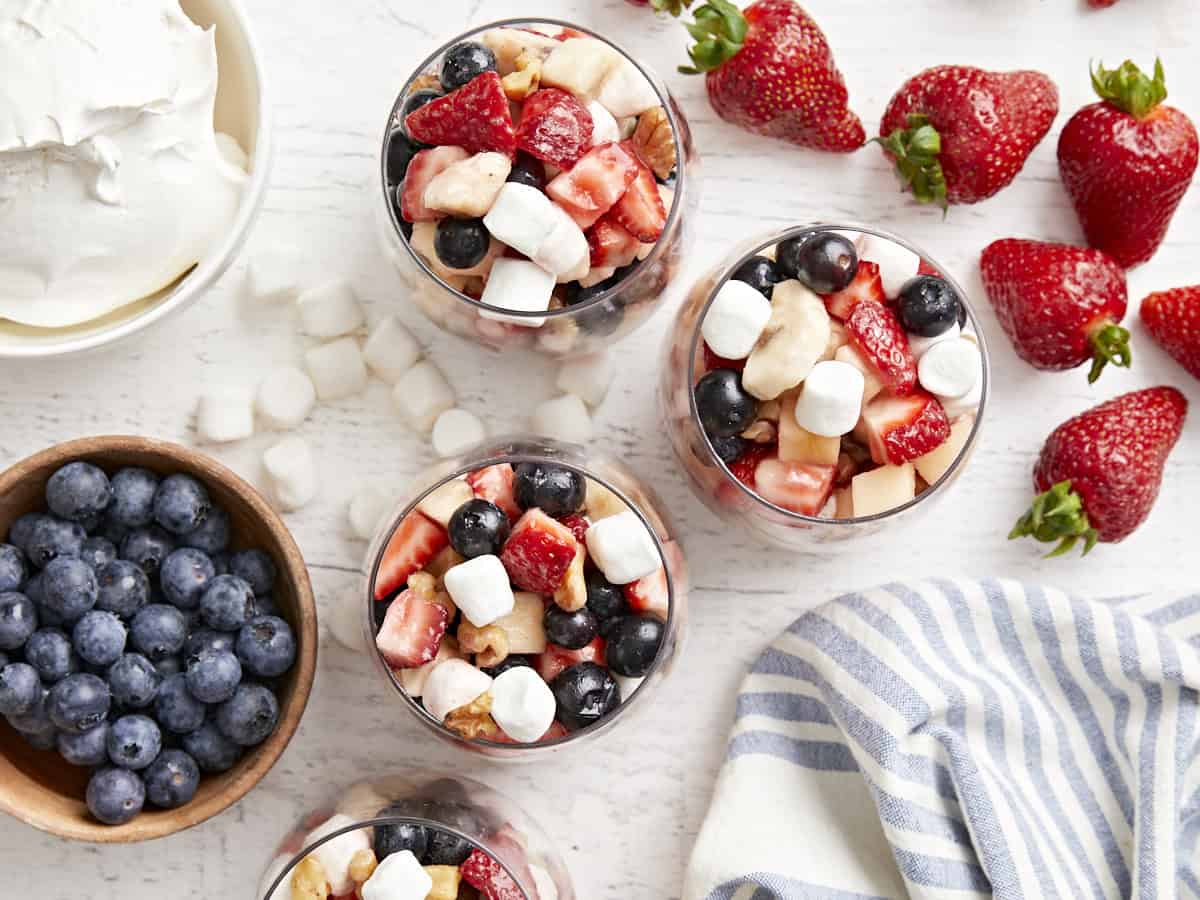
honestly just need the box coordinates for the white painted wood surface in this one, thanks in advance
[3,1,1198,896]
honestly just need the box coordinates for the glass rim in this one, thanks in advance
[379,17,689,322]
[364,436,679,751]
[685,222,991,527]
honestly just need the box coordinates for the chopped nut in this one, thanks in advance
[410,569,458,619]
[458,621,510,668]
[410,73,441,93]
[424,864,463,900]
[444,691,501,740]
[757,398,782,422]
[425,546,465,585]
[632,107,677,181]
[740,420,777,444]
[502,51,543,101]
[289,856,328,900]
[349,848,378,885]
[553,545,587,612]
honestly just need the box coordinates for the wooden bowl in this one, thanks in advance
[0,436,318,842]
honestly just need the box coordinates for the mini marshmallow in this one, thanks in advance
[483,182,559,259]
[327,583,367,652]
[556,351,614,407]
[361,850,433,900]
[490,665,557,743]
[587,100,621,146]
[443,554,516,627]
[793,360,865,437]
[363,315,422,383]
[393,361,455,432]
[531,394,593,444]
[918,338,982,399]
[479,258,556,326]
[256,366,316,430]
[297,280,365,339]
[422,658,494,722]
[908,322,961,359]
[304,813,371,896]
[940,376,983,420]
[585,510,661,585]
[246,251,300,304]
[348,488,394,541]
[860,234,921,298]
[196,389,254,443]
[399,636,462,697]
[701,280,773,361]
[305,337,369,400]
[533,205,589,279]
[431,409,487,459]
[596,57,661,118]
[263,436,318,512]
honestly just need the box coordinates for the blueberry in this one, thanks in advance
[185,649,242,703]
[709,434,747,465]
[153,475,211,536]
[6,684,52,733]
[605,614,665,677]
[695,369,759,438]
[129,604,187,661]
[897,275,962,338]
[507,152,546,190]
[447,500,510,559]
[0,651,8,669]
[159,548,216,611]
[179,506,230,556]
[564,279,623,337]
[0,591,37,650]
[80,536,117,572]
[106,653,162,708]
[779,231,858,293]
[549,661,621,731]
[47,672,110,734]
[481,654,533,678]
[45,462,111,523]
[210,552,231,576]
[120,526,175,576]
[544,606,599,650]
[252,593,281,618]
[183,630,236,667]
[155,673,206,734]
[96,509,131,546]
[144,749,200,809]
[424,805,483,865]
[181,720,241,773]
[72,610,127,667]
[0,663,41,716]
[154,656,183,678]
[0,544,27,592]
[731,255,781,299]
[513,463,585,517]
[108,467,160,528]
[400,88,443,131]
[439,41,496,92]
[25,628,79,682]
[41,557,98,623]
[373,814,430,862]
[96,560,151,619]
[235,616,296,678]
[57,722,110,766]
[13,514,85,568]
[199,575,255,632]
[385,129,421,185]
[227,550,276,596]
[434,218,491,271]
[86,767,145,825]
[21,724,59,750]
[107,714,162,770]
[215,682,278,746]
[585,570,629,626]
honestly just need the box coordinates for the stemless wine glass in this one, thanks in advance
[258,773,573,899]
[362,437,687,759]
[661,223,990,550]
[376,19,698,356]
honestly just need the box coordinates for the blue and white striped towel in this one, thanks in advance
[683,578,1200,899]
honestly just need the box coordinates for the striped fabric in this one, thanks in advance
[683,579,1200,900]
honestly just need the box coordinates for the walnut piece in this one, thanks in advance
[411,73,441,93]
[444,691,501,740]
[349,848,378,885]
[632,107,677,182]
[289,857,328,900]
[424,865,464,900]
[458,621,510,668]
[502,51,543,101]
[409,570,458,620]
[741,420,777,444]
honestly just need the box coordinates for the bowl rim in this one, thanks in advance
[0,435,318,843]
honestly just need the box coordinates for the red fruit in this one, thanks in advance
[753,458,837,515]
[587,214,642,269]
[1141,287,1200,380]
[1058,60,1199,268]
[547,142,640,229]
[877,66,1058,207]
[541,721,570,741]
[679,0,865,152]
[515,88,594,169]
[857,391,952,466]
[845,301,918,396]
[822,261,884,320]
[980,238,1130,382]
[1011,387,1187,554]
[374,588,450,669]
[917,259,943,278]
[727,442,774,487]
[625,568,668,619]
[400,146,470,222]
[404,71,517,157]
[460,850,524,900]
[373,511,449,601]
[500,509,579,593]
[534,637,606,682]
[1089,0,1119,5]
[702,342,745,374]
[612,149,667,242]
[467,464,522,522]
[559,514,590,543]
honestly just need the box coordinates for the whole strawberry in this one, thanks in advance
[980,238,1130,383]
[1058,59,1198,268]
[1010,387,1187,555]
[1141,287,1200,380]
[677,0,865,152]
[878,66,1058,207]
[1089,0,1119,6]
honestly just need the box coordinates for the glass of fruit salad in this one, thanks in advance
[258,774,573,899]
[377,20,697,356]
[361,437,686,758]
[661,224,989,549]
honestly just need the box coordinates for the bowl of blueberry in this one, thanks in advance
[0,436,317,841]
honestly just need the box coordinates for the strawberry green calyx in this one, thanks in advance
[876,114,948,210]
[1091,58,1168,120]
[652,0,694,14]
[1087,321,1133,383]
[1009,480,1100,558]
[678,0,748,75]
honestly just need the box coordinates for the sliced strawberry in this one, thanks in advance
[400,146,470,223]
[702,342,746,374]
[857,390,952,465]
[461,850,524,900]
[846,301,918,396]
[822,261,884,320]
[753,458,837,515]
[917,259,943,278]
[625,567,669,620]
[375,588,450,668]
[612,150,667,242]
[515,88,594,170]
[587,214,642,268]
[500,509,579,593]
[541,720,569,741]
[534,636,606,682]
[466,464,522,522]
[373,511,449,601]
[556,27,589,40]
[404,71,516,157]
[546,142,640,230]
[727,442,774,488]
[559,514,590,543]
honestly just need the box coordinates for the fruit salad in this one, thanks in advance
[364,444,684,753]
[662,225,987,547]
[379,21,695,356]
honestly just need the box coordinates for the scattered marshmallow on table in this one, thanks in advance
[490,665,556,743]
[361,849,432,900]
[585,510,661,585]
[908,322,961,359]
[246,251,300,304]
[304,813,371,896]
[297,280,365,339]
[793,360,865,437]
[393,360,455,433]
[196,389,254,443]
[443,554,516,627]
[483,182,559,259]
[363,315,422,384]
[479,258,556,326]
[701,279,773,360]
[531,394,593,444]
[262,436,318,512]
[256,366,316,430]
[587,100,621,146]
[305,337,368,401]
[422,658,494,723]
[431,409,486,459]
[348,488,394,541]
[918,339,982,399]
[556,351,613,407]
[327,582,367,652]
[859,234,920,298]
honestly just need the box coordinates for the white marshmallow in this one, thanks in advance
[196,389,254,443]
[246,251,300,304]
[363,316,422,383]
[399,636,462,697]
[483,182,559,259]
[908,322,960,359]
[531,394,593,444]
[256,366,316,430]
[556,352,614,407]
[422,658,494,722]
[490,665,557,743]
[596,57,661,118]
[585,510,661,585]
[919,339,982,399]
[297,280,365,339]
[393,361,456,433]
[361,850,433,900]
[859,234,921,298]
[263,436,318,512]
[479,258,556,326]
[701,279,773,361]
[939,374,983,420]
[305,337,369,401]
[530,865,561,900]
[348,488,393,541]
[327,582,367,652]
[443,555,515,627]
[793,360,865,437]
[587,100,621,146]
[431,409,487,458]
[304,814,371,896]
[533,205,589,279]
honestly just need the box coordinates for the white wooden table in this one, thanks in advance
[3,0,1198,896]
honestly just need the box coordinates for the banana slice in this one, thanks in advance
[741,279,831,401]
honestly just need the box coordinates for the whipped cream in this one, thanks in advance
[0,0,247,328]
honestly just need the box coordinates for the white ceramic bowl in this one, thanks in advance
[0,0,272,359]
